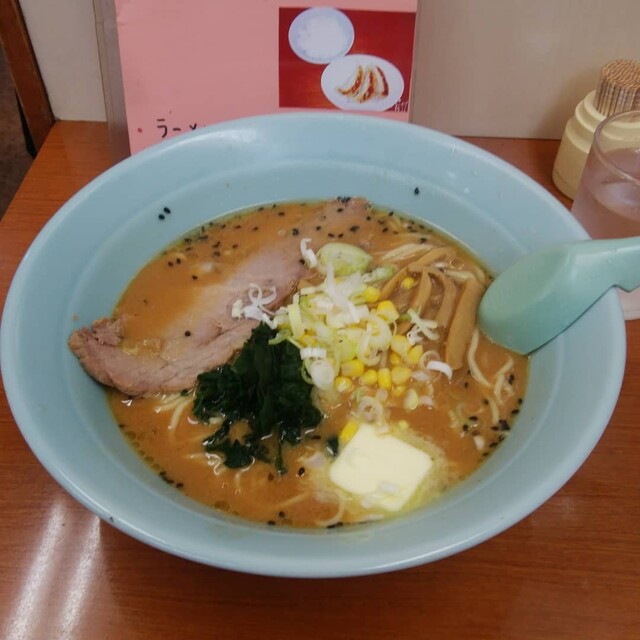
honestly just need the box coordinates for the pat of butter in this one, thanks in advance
[329,423,432,512]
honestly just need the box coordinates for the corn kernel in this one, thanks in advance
[390,334,411,358]
[359,369,378,386]
[392,384,406,397]
[377,367,392,389]
[404,388,420,411]
[376,300,399,323]
[401,276,417,290]
[340,419,360,444]
[340,359,365,378]
[389,352,402,366]
[407,344,424,365]
[363,286,381,303]
[391,366,412,385]
[334,376,354,393]
[298,334,316,347]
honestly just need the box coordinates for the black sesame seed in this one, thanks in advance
[366,215,372,221]
[176,258,181,264]
[158,214,165,220]
[277,211,285,216]
[350,225,359,232]
[338,233,344,238]
[184,331,191,337]
[159,471,174,485]
[167,261,174,267]
[278,511,286,518]
[292,228,299,236]
[192,275,198,280]
[414,187,420,195]
[163,206,171,214]
[315,225,322,231]
[337,207,344,213]
[232,243,238,249]
[328,233,335,238]
[297,467,306,477]
[175,482,184,489]
[267,520,276,526]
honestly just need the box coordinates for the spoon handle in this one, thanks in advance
[574,236,640,293]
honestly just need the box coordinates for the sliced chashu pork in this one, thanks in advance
[69,198,372,396]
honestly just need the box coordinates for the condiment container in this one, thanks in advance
[552,59,640,199]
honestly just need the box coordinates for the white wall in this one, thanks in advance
[20,0,105,121]
[412,0,640,138]
[19,0,640,136]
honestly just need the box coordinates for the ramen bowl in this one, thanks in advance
[0,114,626,577]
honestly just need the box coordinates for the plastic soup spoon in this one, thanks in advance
[478,236,640,354]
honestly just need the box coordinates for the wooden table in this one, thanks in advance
[1,122,638,640]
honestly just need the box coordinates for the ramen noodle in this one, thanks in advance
[78,198,528,528]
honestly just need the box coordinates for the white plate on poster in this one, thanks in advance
[321,54,405,112]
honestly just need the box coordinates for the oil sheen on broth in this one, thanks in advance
[109,199,528,528]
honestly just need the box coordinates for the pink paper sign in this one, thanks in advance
[115,0,416,153]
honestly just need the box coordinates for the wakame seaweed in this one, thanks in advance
[194,323,323,473]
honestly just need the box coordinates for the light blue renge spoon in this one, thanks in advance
[478,236,640,354]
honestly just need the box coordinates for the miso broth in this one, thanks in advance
[108,199,528,528]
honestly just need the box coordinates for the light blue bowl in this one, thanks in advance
[1,114,626,577]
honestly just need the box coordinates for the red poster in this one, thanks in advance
[280,7,415,113]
